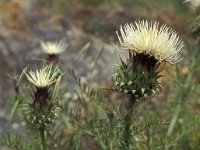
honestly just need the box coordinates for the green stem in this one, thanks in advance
[167,102,181,137]
[122,97,135,150]
[165,100,182,150]
[40,125,47,150]
[147,128,152,150]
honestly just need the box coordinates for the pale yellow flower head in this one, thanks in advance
[116,20,184,64]
[184,0,200,10]
[25,65,60,88]
[41,40,68,55]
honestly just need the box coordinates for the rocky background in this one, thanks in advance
[0,0,117,133]
[0,0,191,134]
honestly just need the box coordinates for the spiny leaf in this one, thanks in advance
[17,66,28,86]
[132,119,168,135]
[76,42,91,61]
[95,44,105,64]
[119,55,127,68]
[10,98,19,120]
[72,69,104,103]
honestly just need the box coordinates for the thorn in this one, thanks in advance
[120,82,125,87]
[141,88,145,94]
[144,94,147,98]
[128,81,133,85]
[119,55,126,68]
[132,89,136,94]
[124,90,129,93]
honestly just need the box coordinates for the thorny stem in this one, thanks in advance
[122,97,135,150]
[40,125,47,150]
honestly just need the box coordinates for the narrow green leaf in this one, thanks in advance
[76,42,91,60]
[95,44,105,64]
[11,98,19,120]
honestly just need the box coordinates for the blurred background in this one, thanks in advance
[0,0,194,138]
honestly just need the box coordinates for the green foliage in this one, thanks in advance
[0,133,31,150]
[72,69,104,104]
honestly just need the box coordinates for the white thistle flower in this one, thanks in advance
[184,0,200,10]
[41,40,68,55]
[116,20,184,64]
[25,65,60,88]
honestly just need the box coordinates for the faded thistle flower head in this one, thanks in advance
[184,0,200,11]
[23,65,62,127]
[41,40,68,64]
[113,20,184,101]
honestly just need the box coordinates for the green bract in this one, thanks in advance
[113,52,163,101]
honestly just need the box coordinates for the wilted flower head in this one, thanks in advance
[41,40,68,55]
[25,65,60,88]
[184,0,200,10]
[116,20,184,64]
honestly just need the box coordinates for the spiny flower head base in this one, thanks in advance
[113,52,162,101]
[24,101,60,128]
[116,20,183,64]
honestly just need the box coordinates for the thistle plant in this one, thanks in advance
[41,40,68,64]
[113,20,184,149]
[23,64,63,150]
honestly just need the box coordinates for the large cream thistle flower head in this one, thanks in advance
[41,40,68,55]
[25,65,60,88]
[184,0,200,10]
[116,20,184,64]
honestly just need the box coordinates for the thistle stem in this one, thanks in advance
[40,125,47,150]
[165,98,183,150]
[167,101,181,137]
[122,97,135,150]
